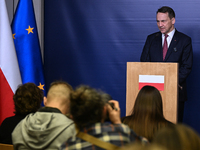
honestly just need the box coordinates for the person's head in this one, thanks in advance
[44,81,73,115]
[123,86,167,142]
[133,85,164,119]
[118,142,167,150]
[153,124,200,150]
[13,82,43,115]
[156,6,175,34]
[70,85,107,129]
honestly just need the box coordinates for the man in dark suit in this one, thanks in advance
[140,6,193,122]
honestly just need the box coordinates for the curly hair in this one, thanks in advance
[13,82,43,115]
[70,85,106,129]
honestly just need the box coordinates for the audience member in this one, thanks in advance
[122,85,174,142]
[118,142,167,150]
[12,81,76,150]
[0,83,43,144]
[153,124,200,150]
[61,85,142,150]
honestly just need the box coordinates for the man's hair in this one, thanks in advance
[47,81,73,104]
[157,6,175,19]
[70,85,106,129]
[13,83,43,115]
[49,81,73,91]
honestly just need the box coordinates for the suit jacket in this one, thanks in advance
[140,29,193,102]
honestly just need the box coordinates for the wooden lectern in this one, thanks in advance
[126,62,178,123]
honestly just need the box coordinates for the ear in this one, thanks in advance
[172,17,175,25]
[43,96,47,106]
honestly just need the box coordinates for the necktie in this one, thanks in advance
[163,34,168,60]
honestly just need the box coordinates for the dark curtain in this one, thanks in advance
[44,0,200,133]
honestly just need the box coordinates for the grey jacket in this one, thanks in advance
[12,107,75,150]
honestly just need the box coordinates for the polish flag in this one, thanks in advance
[139,75,164,91]
[0,0,22,124]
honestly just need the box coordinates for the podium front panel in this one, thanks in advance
[126,62,178,123]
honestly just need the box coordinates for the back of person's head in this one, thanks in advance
[118,142,167,150]
[123,86,169,142]
[70,85,106,129]
[157,6,175,19]
[153,124,200,150]
[133,85,164,119]
[45,81,73,114]
[13,82,43,115]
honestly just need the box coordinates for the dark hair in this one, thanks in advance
[70,85,105,129]
[123,86,173,142]
[157,6,175,19]
[13,82,43,115]
[153,124,200,150]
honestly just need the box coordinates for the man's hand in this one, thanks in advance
[106,100,121,124]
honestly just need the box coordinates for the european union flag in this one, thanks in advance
[12,0,46,95]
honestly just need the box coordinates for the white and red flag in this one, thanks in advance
[0,0,22,124]
[139,75,164,91]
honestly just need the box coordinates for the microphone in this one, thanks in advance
[144,33,160,62]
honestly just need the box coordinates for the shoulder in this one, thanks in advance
[15,112,74,130]
[0,115,25,129]
[147,31,161,39]
[165,120,175,127]
[121,115,132,123]
[144,32,161,44]
[35,111,74,124]
[99,122,140,142]
[109,122,135,135]
[158,119,175,129]
[174,30,191,40]
[87,122,132,134]
[121,115,132,120]
[0,115,22,123]
[0,116,14,125]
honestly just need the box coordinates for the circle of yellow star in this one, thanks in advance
[26,25,34,34]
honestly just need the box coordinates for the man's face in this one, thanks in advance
[156,12,175,34]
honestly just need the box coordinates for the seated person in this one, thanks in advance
[12,81,76,150]
[0,83,43,144]
[153,124,200,150]
[61,85,143,150]
[117,142,167,150]
[122,85,174,142]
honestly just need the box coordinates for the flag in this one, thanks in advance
[139,75,165,91]
[0,0,22,124]
[12,0,46,95]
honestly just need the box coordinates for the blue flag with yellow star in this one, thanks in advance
[12,0,46,96]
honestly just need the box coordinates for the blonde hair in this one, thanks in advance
[47,81,73,105]
[153,124,200,150]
